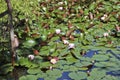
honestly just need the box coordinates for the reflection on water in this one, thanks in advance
[57,72,71,80]
[107,70,120,76]
[84,50,98,58]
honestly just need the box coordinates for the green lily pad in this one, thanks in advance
[46,69,62,76]
[40,62,52,68]
[23,39,36,48]
[27,68,41,74]
[19,57,38,68]
[19,75,38,80]
[87,68,106,80]
[69,71,87,80]
[102,75,119,80]
[92,54,109,61]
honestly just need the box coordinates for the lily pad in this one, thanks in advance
[92,54,109,61]
[23,39,36,48]
[27,68,41,74]
[87,68,106,80]
[69,71,87,80]
[19,75,38,80]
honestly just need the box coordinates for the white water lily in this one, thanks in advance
[55,29,61,34]
[68,43,75,49]
[28,55,35,60]
[101,14,108,21]
[58,2,63,5]
[103,32,109,37]
[63,40,69,44]
[58,7,63,10]
[50,58,57,64]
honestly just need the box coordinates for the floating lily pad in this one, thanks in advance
[69,71,87,80]
[87,68,106,80]
[75,61,92,68]
[92,54,109,61]
[19,57,38,68]
[43,69,62,80]
[19,75,38,80]
[23,39,36,48]
[102,75,119,80]
[27,68,41,74]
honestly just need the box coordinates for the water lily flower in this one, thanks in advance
[55,29,61,34]
[68,43,75,49]
[28,55,35,60]
[63,40,69,44]
[50,58,57,64]
[58,7,63,10]
[103,32,109,37]
[101,16,105,21]
[58,2,63,5]
[49,66,53,70]
[101,14,108,21]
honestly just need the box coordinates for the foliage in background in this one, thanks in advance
[0,0,120,80]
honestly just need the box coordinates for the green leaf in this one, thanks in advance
[19,75,38,80]
[23,39,36,48]
[19,57,38,68]
[87,68,106,80]
[19,76,26,80]
[0,63,13,74]
[92,54,109,61]
[102,75,119,80]
[69,71,87,80]
[46,69,62,76]
[40,62,52,68]
[27,68,41,74]
[66,55,78,63]
[89,2,96,11]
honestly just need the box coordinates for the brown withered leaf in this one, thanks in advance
[79,9,84,15]
[42,23,50,29]
[47,33,55,39]
[31,33,40,38]
[66,29,74,37]
[68,21,73,29]
[39,41,48,46]
[69,35,74,41]
[24,26,30,33]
